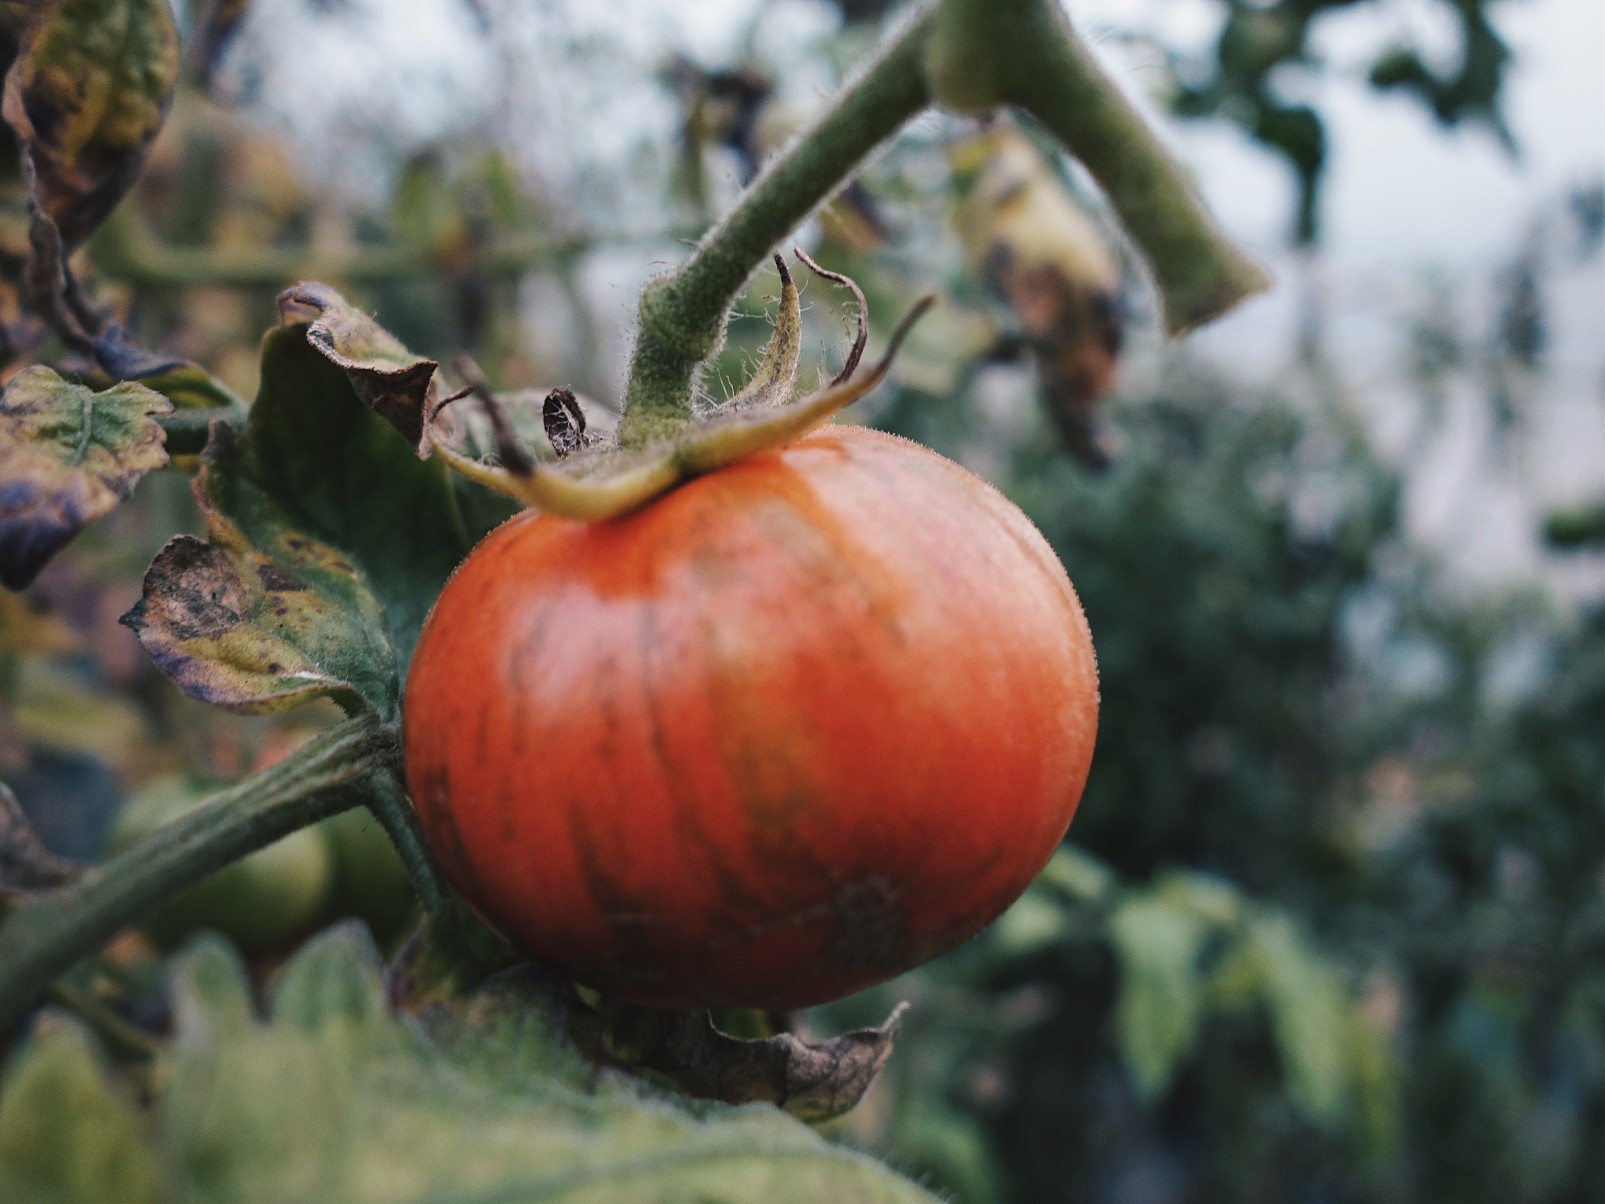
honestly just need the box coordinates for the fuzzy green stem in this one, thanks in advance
[618,15,932,445]
[0,717,386,1024]
[364,766,448,921]
[986,0,1270,332]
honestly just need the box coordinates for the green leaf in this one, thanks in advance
[1244,913,1352,1128]
[155,928,937,1204]
[1110,892,1210,1098]
[0,1019,168,1204]
[0,0,180,251]
[124,295,479,719]
[1034,844,1117,905]
[0,365,171,589]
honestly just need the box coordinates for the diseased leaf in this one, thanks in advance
[0,781,83,899]
[90,329,247,411]
[951,122,1123,469]
[122,448,394,715]
[221,319,474,671]
[0,1018,168,1204]
[0,365,171,590]
[0,0,180,251]
[279,281,441,456]
[1110,893,1209,1098]
[587,997,908,1124]
[124,303,479,718]
[153,929,937,1204]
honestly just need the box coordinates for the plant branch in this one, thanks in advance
[87,206,596,291]
[364,764,449,922]
[935,0,1270,332]
[0,716,388,1025]
[618,14,932,443]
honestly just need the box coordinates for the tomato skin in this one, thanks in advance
[403,426,1097,1009]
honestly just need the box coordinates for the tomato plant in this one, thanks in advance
[0,0,1278,1190]
[404,425,1098,1008]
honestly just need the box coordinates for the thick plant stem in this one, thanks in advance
[618,15,932,444]
[0,717,386,1025]
[989,1,1270,332]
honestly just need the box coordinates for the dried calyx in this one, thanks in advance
[431,252,932,522]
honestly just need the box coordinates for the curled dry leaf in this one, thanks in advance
[586,997,910,1123]
[121,426,394,717]
[0,781,84,900]
[951,121,1124,469]
[278,282,441,456]
[1,0,181,251]
[0,365,171,590]
[1,0,180,346]
[273,264,926,522]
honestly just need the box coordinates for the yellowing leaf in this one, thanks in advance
[1,0,180,250]
[0,366,171,589]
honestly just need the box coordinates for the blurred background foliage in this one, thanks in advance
[1,0,1602,1201]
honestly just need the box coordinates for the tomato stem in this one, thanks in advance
[0,717,386,1025]
[618,15,932,445]
[364,766,449,923]
[989,0,1272,333]
[618,0,1269,438]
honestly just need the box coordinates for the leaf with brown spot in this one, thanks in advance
[122,441,395,716]
[0,364,171,590]
[1,0,180,252]
[123,311,477,720]
[585,996,909,1123]
[0,779,83,900]
[278,281,441,456]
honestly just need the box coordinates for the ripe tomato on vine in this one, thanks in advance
[403,424,1098,1009]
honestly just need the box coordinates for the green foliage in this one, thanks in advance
[861,339,1602,1200]
[1161,0,1514,243]
[0,1020,167,1204]
[0,926,939,1204]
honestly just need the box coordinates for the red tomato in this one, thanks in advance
[403,426,1097,1009]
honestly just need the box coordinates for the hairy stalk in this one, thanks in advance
[619,0,1269,436]
[618,15,932,444]
[0,717,387,1024]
